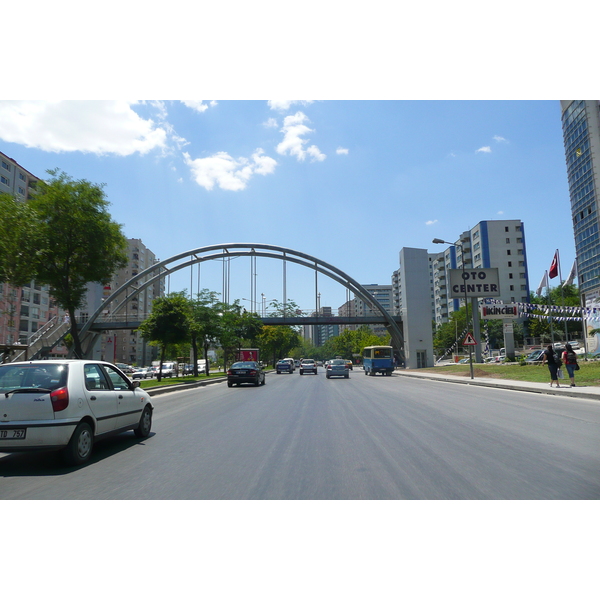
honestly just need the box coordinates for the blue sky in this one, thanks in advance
[0,100,576,312]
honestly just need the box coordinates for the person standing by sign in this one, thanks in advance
[541,344,561,388]
[561,343,579,387]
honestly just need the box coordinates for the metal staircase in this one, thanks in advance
[10,317,71,362]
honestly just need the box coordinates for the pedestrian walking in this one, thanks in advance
[541,344,562,387]
[562,343,579,387]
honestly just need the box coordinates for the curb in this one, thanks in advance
[145,376,227,396]
[395,371,600,401]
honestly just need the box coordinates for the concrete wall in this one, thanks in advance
[399,248,434,368]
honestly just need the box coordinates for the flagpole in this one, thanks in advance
[547,270,554,346]
[556,249,569,341]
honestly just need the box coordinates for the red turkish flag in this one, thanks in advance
[549,251,559,279]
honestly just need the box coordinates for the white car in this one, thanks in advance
[0,359,153,465]
[131,367,151,379]
[299,359,318,375]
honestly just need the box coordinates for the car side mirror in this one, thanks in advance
[132,380,140,389]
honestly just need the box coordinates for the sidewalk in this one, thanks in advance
[396,369,600,401]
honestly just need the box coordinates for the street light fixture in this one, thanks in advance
[433,238,474,379]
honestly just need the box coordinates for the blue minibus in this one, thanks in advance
[362,345,395,376]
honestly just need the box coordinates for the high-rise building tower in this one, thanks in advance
[560,101,600,302]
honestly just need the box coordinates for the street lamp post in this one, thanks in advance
[433,238,474,380]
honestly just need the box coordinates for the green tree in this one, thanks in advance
[189,289,222,377]
[526,285,582,343]
[322,326,387,360]
[28,169,128,358]
[258,325,301,367]
[138,292,192,381]
[0,193,39,348]
[216,300,263,370]
[0,192,39,287]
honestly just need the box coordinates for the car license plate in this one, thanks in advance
[236,370,247,375]
[0,428,27,440]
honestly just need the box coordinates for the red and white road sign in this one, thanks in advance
[463,333,478,346]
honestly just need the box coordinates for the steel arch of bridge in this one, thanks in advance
[79,243,405,360]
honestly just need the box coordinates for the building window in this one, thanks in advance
[505,227,509,232]
[1,175,10,186]
[510,285,514,291]
[506,238,510,243]
[19,172,26,181]
[508,261,512,267]
[507,250,511,255]
[509,273,513,279]
[1,160,10,171]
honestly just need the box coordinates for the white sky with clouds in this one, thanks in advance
[2,2,596,594]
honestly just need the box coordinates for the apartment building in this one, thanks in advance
[77,239,163,365]
[353,284,393,338]
[303,306,339,346]
[392,250,436,320]
[560,101,600,302]
[432,220,529,327]
[0,152,67,356]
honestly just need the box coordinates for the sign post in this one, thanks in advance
[449,268,500,369]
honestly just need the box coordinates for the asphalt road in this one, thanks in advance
[1,369,599,499]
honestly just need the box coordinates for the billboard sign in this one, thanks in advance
[480,304,519,319]
[448,268,501,298]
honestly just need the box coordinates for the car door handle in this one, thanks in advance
[90,396,97,400]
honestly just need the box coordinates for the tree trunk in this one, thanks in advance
[191,335,199,377]
[69,307,83,358]
[157,346,166,382]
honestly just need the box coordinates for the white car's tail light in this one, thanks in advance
[50,387,69,412]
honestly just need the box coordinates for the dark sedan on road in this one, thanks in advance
[227,361,265,387]
[276,359,294,374]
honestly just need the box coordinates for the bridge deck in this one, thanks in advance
[86,315,403,331]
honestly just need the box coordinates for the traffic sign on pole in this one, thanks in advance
[463,332,478,346]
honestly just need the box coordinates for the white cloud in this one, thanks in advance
[183,148,277,191]
[497,211,504,215]
[276,111,325,162]
[336,147,349,155]
[493,135,508,143]
[268,100,313,111]
[263,118,278,128]
[0,100,168,155]
[180,100,216,113]
[307,145,326,162]
[476,146,492,153]
[426,220,438,226]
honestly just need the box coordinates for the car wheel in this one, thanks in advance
[300,371,304,375]
[134,405,152,438]
[345,374,349,378]
[261,376,266,385]
[227,381,233,387]
[254,378,260,387]
[62,421,94,466]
